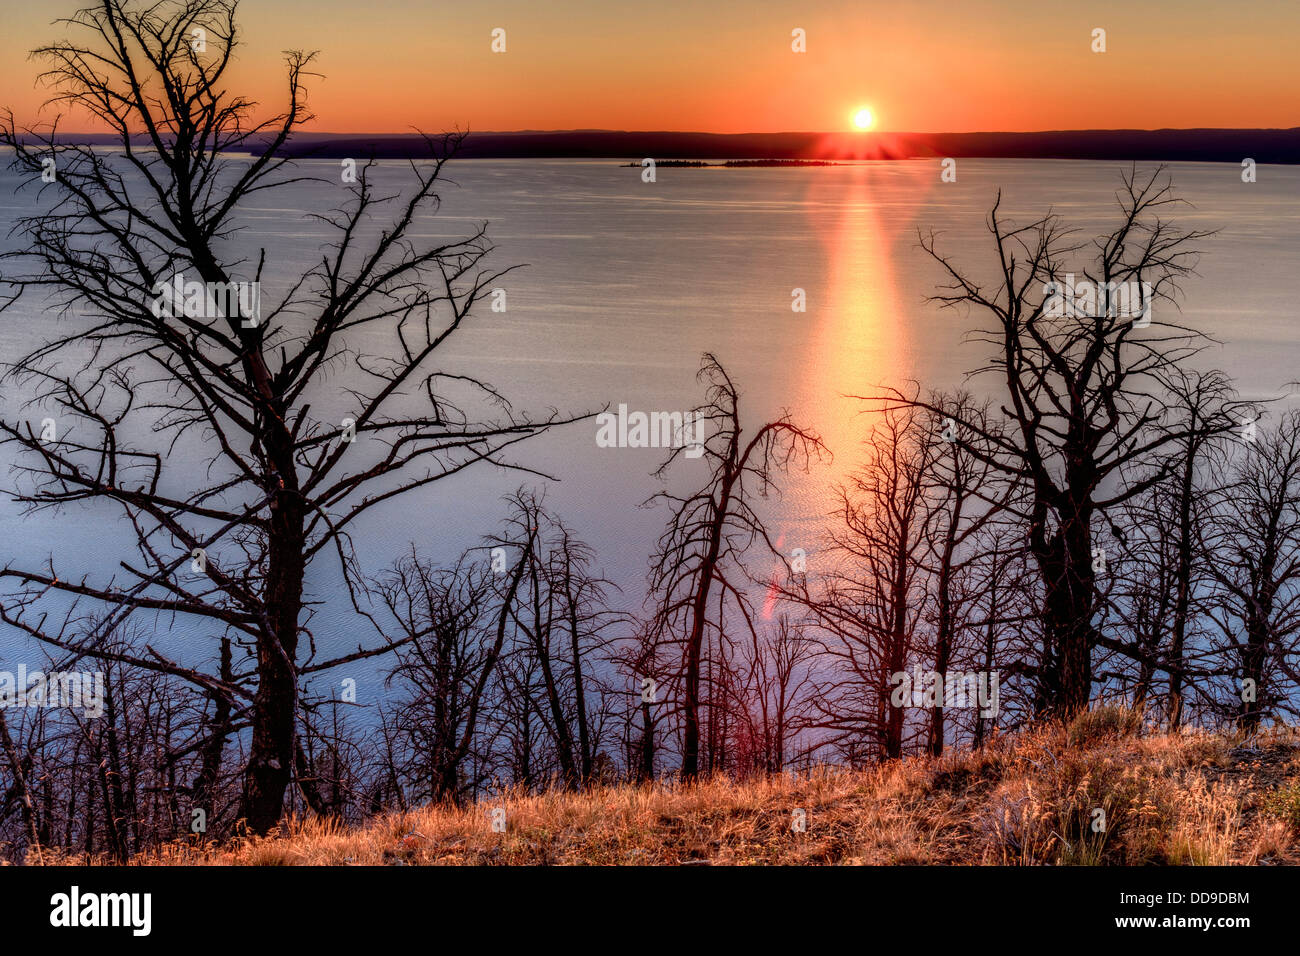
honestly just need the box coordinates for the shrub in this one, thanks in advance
[1264,780,1300,831]
[1066,704,1145,748]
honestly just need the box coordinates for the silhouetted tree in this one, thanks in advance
[1203,411,1300,731]
[644,353,825,779]
[885,168,1229,716]
[0,0,580,832]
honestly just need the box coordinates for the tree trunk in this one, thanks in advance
[0,710,41,856]
[1034,500,1096,717]
[192,637,233,817]
[884,530,911,759]
[239,471,305,833]
[682,482,731,779]
[639,698,655,782]
[564,553,593,783]
[100,674,131,861]
[1238,594,1272,732]
[928,525,958,756]
[1168,450,1197,729]
[531,563,577,786]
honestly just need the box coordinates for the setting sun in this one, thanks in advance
[853,107,875,130]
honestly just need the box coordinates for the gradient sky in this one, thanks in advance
[2,0,1298,133]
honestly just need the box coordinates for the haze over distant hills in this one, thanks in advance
[20,128,1300,163]
[296,128,1300,163]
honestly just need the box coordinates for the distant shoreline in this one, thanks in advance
[10,128,1300,163]
[618,159,841,168]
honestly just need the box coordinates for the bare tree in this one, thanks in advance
[1108,369,1245,725]
[0,626,242,860]
[486,490,623,789]
[1202,411,1300,731]
[882,168,1230,716]
[966,534,1037,749]
[0,709,42,856]
[617,622,669,782]
[644,353,826,779]
[381,547,520,805]
[793,401,934,760]
[920,392,1010,755]
[731,614,817,775]
[546,511,624,784]
[0,0,583,832]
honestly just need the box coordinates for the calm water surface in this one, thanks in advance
[2,157,1297,700]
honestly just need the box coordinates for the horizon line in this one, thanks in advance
[23,126,1300,137]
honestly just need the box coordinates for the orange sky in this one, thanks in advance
[2,0,1297,134]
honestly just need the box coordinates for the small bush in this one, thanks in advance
[1067,705,1145,748]
[980,783,1058,864]
[1264,780,1300,831]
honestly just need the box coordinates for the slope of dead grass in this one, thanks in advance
[27,712,1300,866]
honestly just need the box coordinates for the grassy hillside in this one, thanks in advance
[29,709,1300,866]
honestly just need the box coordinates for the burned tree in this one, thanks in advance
[644,353,825,779]
[886,168,1231,717]
[793,401,935,760]
[0,0,579,832]
[1109,369,1245,725]
[731,614,817,775]
[379,534,530,805]
[1203,411,1300,731]
[919,393,1010,755]
[488,490,623,790]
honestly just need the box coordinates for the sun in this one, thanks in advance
[852,107,875,130]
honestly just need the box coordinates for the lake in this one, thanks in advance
[2,156,1298,703]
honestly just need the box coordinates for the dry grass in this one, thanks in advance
[27,710,1300,866]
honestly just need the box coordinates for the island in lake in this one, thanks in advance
[620,159,841,168]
